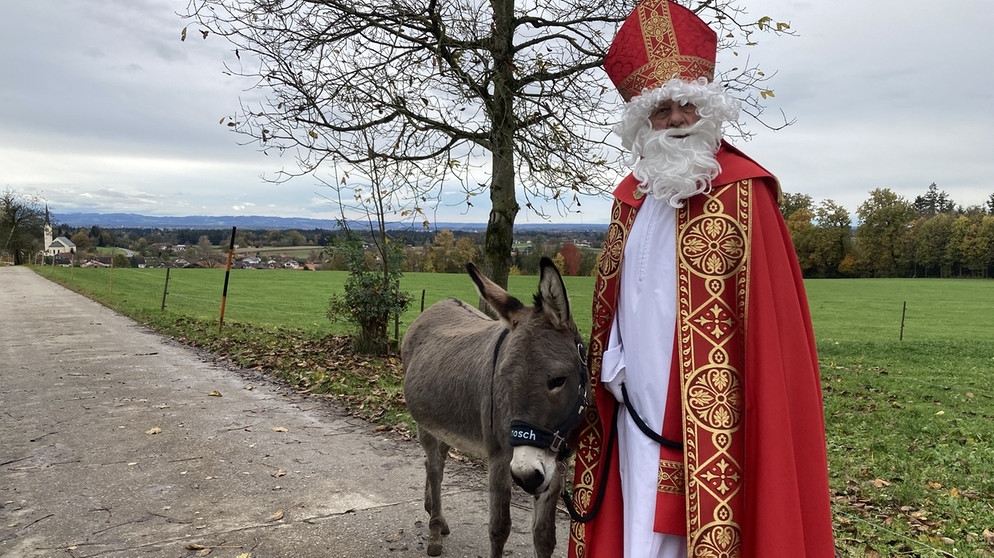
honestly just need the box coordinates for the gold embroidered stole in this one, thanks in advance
[677,179,750,554]
[569,179,752,557]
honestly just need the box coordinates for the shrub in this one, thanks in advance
[327,229,410,355]
[112,253,131,268]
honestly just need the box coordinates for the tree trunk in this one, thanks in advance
[484,155,517,290]
[481,0,518,290]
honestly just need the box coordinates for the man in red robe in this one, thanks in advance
[567,1,836,557]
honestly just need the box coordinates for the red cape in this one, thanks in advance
[568,143,835,557]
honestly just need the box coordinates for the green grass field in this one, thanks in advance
[34,266,595,338]
[34,266,994,556]
[804,279,994,556]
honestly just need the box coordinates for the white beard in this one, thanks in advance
[629,118,723,207]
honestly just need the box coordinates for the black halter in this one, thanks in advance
[488,330,608,523]
[489,328,512,437]
[508,384,587,458]
[496,334,589,459]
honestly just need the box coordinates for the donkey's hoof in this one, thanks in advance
[440,518,450,536]
[427,539,443,556]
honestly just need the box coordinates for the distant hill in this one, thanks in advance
[54,212,336,230]
[53,212,608,233]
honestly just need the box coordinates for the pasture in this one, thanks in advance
[34,266,994,557]
[34,266,594,338]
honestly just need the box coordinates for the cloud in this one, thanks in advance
[1,0,991,224]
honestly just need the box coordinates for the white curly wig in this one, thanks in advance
[615,77,740,152]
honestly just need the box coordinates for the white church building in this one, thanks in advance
[43,208,75,257]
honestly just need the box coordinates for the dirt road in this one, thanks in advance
[0,266,567,558]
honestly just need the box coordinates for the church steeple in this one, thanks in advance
[43,205,53,256]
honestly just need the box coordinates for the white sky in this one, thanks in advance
[2,0,991,225]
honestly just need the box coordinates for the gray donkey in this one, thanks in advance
[402,257,589,558]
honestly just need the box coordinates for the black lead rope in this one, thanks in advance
[561,383,685,523]
[620,382,684,450]
[561,399,619,523]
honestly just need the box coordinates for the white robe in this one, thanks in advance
[600,195,688,558]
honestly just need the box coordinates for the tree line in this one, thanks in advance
[784,184,994,278]
[331,182,994,280]
[5,185,994,279]
[387,229,601,277]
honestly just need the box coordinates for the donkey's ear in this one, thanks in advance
[536,257,572,330]
[467,262,526,328]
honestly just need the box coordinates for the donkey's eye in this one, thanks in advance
[547,376,568,390]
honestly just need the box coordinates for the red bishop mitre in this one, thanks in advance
[605,0,717,101]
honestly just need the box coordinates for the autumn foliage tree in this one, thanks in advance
[854,189,918,277]
[559,242,582,276]
[427,230,481,273]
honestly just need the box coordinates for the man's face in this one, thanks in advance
[628,96,721,206]
[649,99,701,131]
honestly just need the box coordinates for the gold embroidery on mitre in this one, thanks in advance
[640,2,679,65]
[641,5,676,48]
[658,459,686,495]
[615,1,715,98]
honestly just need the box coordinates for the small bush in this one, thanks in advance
[327,229,410,355]
[112,253,131,268]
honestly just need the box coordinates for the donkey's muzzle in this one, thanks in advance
[512,468,547,494]
[510,445,557,495]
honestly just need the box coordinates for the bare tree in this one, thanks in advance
[324,130,414,353]
[183,0,792,287]
[0,189,47,266]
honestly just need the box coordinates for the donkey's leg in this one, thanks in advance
[487,454,513,558]
[418,428,451,556]
[531,463,563,558]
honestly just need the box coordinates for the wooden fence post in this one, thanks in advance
[218,226,237,334]
[900,301,907,341]
[161,267,171,311]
